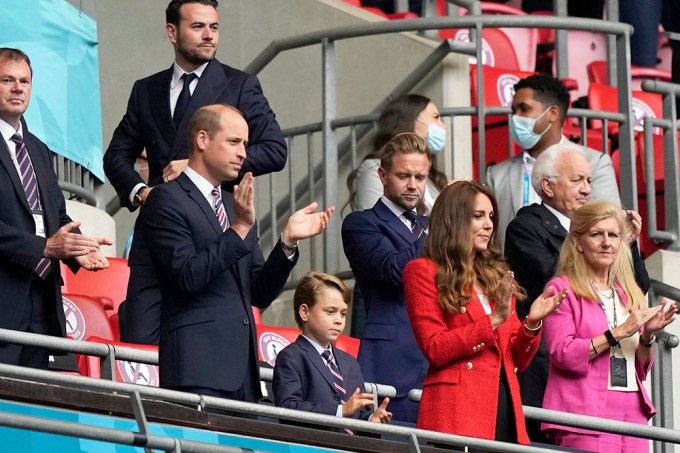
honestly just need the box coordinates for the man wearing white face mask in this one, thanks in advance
[486,74,621,251]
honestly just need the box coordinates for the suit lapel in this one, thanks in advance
[149,66,175,156]
[373,199,416,244]
[168,59,234,162]
[298,337,341,395]
[509,155,524,215]
[178,173,223,236]
[0,136,30,214]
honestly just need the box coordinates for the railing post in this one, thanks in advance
[615,28,637,211]
[662,92,680,251]
[322,38,339,274]
[100,344,116,381]
[553,0,568,80]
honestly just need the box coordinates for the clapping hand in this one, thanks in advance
[490,271,515,329]
[369,398,392,424]
[624,210,642,244]
[642,300,678,334]
[281,202,335,244]
[527,285,569,325]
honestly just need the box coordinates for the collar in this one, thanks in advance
[543,202,571,231]
[380,196,417,221]
[171,61,209,88]
[522,151,537,166]
[0,118,22,142]
[301,335,335,359]
[184,165,216,199]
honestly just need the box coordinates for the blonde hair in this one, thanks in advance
[556,200,645,310]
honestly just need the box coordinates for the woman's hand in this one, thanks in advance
[613,305,664,340]
[642,300,677,335]
[527,285,568,326]
[490,271,514,329]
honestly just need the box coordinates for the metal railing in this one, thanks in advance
[640,80,680,252]
[248,13,636,276]
[1,321,679,451]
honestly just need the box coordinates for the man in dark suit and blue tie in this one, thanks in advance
[341,132,431,423]
[104,0,287,345]
[0,48,111,368]
[142,104,332,402]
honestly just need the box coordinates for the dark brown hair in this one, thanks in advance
[424,181,525,312]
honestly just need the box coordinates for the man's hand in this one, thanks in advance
[342,388,375,418]
[44,222,112,260]
[75,249,110,271]
[162,159,188,183]
[281,202,335,244]
[369,398,392,424]
[231,172,256,239]
[624,209,642,244]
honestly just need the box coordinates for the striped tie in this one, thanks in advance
[321,349,353,435]
[10,134,51,279]
[403,210,424,239]
[211,188,228,231]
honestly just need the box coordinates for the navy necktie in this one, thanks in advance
[10,134,51,279]
[173,72,197,129]
[403,210,424,239]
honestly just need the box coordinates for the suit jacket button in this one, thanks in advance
[480,342,485,347]
[465,362,473,370]
[473,346,477,351]
[514,367,518,373]
[525,346,531,352]
[243,319,249,325]
[334,395,340,401]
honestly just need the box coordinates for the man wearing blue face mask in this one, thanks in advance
[486,74,621,251]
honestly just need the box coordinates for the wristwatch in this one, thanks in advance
[133,186,148,207]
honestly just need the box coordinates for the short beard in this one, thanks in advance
[176,40,216,66]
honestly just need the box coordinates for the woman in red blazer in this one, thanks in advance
[404,181,566,445]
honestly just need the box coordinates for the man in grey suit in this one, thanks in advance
[486,74,621,251]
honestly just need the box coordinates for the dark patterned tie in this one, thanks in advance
[10,134,51,279]
[173,72,197,129]
[321,349,353,435]
[211,188,228,231]
[403,210,424,239]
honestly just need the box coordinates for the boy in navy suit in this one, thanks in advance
[273,272,391,427]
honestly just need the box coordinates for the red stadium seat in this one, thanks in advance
[553,31,607,102]
[469,64,536,177]
[256,325,300,367]
[60,257,130,314]
[587,60,671,91]
[62,294,116,342]
[448,28,521,70]
[334,335,360,359]
[84,336,160,387]
[457,2,538,72]
[587,82,663,135]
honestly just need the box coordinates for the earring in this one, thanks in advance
[578,248,584,253]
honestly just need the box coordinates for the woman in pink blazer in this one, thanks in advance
[542,200,676,452]
[404,181,565,446]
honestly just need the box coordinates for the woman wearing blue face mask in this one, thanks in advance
[344,94,449,216]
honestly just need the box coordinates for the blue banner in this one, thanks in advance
[0,0,104,181]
